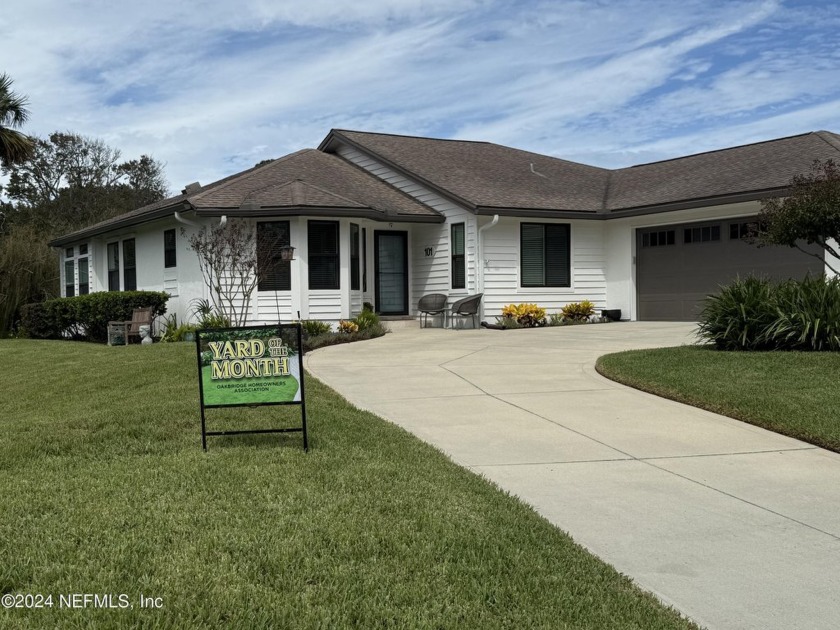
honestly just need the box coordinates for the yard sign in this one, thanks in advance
[195,323,308,451]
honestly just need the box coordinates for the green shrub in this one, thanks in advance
[353,309,380,331]
[698,275,840,351]
[501,303,546,327]
[560,300,596,322]
[766,275,840,351]
[190,298,230,329]
[20,291,169,342]
[301,319,332,336]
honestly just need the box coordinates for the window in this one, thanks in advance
[164,229,177,268]
[64,260,75,297]
[350,223,360,291]
[520,223,570,288]
[79,244,88,255]
[107,242,120,291]
[641,230,676,248]
[729,222,756,240]
[78,257,89,295]
[257,221,291,291]
[451,223,465,289]
[362,227,367,292]
[123,238,137,291]
[308,221,339,290]
[683,225,720,244]
[65,247,74,259]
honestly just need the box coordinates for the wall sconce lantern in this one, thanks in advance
[280,245,296,262]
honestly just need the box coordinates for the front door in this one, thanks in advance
[374,231,408,315]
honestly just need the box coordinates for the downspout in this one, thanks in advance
[476,214,500,323]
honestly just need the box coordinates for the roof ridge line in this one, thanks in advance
[624,130,820,169]
[190,149,313,202]
[813,130,840,153]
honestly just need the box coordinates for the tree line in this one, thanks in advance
[0,73,168,335]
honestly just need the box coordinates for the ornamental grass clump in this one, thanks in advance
[501,303,546,327]
[698,275,840,351]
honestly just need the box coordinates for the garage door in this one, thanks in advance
[637,218,824,321]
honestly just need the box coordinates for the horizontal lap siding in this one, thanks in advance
[336,145,476,312]
[256,293,293,322]
[483,219,606,319]
[308,292,342,321]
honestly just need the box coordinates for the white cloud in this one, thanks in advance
[1,0,839,191]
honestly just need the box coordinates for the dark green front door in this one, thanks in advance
[374,231,408,315]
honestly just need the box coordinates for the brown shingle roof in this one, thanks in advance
[190,149,438,220]
[50,148,442,245]
[607,131,840,211]
[324,129,840,214]
[323,129,610,212]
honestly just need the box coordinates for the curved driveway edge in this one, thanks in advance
[305,322,840,630]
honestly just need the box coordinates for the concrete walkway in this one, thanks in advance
[305,322,840,630]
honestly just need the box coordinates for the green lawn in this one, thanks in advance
[597,345,840,452]
[0,340,697,629]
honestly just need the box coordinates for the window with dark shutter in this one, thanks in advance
[308,221,339,290]
[78,257,89,295]
[451,223,465,289]
[257,221,291,291]
[521,223,570,287]
[164,229,177,268]
[64,260,75,297]
[123,239,137,291]
[350,223,360,291]
[107,242,120,291]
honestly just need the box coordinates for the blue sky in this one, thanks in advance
[2,0,839,194]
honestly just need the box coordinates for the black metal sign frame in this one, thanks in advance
[195,323,308,451]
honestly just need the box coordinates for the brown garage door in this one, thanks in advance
[637,218,824,321]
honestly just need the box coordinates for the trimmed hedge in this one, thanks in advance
[20,291,169,343]
[698,275,840,351]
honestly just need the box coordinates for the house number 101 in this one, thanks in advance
[424,247,434,257]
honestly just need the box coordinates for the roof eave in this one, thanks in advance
[48,203,187,247]
[607,187,788,217]
[194,205,444,223]
[474,206,602,220]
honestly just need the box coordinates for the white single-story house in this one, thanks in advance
[50,129,840,326]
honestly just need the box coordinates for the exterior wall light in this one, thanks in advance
[280,245,296,261]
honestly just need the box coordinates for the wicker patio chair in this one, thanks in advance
[417,293,448,328]
[449,293,483,329]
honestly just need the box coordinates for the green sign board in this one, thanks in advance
[195,324,308,450]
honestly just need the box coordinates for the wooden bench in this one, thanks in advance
[108,307,155,345]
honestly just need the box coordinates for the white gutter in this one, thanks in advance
[174,211,227,228]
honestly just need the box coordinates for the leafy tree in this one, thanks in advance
[0,73,34,166]
[758,159,840,275]
[185,220,284,327]
[1,132,168,235]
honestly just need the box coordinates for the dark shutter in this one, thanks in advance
[521,224,545,287]
[350,223,360,290]
[107,242,120,291]
[544,224,570,287]
[451,223,465,289]
[123,239,137,291]
[308,221,339,290]
[257,222,291,291]
[164,229,177,268]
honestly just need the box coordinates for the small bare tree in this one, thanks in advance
[185,219,282,327]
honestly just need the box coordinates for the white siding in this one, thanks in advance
[257,292,293,321]
[308,292,342,321]
[336,144,476,314]
[482,217,606,320]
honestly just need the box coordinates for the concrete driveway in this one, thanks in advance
[305,322,840,630]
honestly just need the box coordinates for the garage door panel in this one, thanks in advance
[637,218,824,321]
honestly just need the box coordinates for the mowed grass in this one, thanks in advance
[0,340,698,629]
[597,345,840,452]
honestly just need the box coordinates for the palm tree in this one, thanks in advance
[0,73,34,166]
